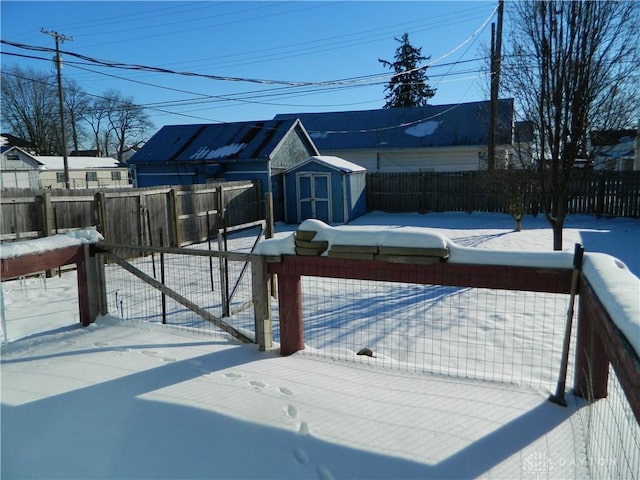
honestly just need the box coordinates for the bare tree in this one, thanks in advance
[105,93,153,162]
[502,1,640,250]
[83,89,152,161]
[63,78,91,154]
[84,90,117,157]
[484,121,539,232]
[1,65,59,154]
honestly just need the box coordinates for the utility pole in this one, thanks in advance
[42,29,73,189]
[487,0,504,171]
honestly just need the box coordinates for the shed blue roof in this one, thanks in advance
[274,99,514,150]
[131,118,309,164]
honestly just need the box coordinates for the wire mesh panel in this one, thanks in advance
[290,274,573,392]
[579,367,640,479]
[102,229,258,338]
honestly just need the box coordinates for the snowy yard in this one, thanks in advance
[1,212,639,479]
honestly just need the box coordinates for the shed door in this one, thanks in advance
[296,173,331,223]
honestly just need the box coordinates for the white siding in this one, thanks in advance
[40,168,131,189]
[318,146,483,173]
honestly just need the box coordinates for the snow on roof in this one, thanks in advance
[254,219,640,357]
[130,118,318,164]
[288,155,366,173]
[0,230,104,259]
[274,99,514,150]
[35,156,121,170]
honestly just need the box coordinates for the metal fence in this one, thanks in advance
[99,227,262,340]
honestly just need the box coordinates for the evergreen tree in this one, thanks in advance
[378,33,436,108]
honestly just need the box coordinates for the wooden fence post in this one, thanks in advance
[138,192,146,245]
[264,192,276,298]
[166,188,180,247]
[76,244,93,326]
[95,192,107,239]
[41,191,54,237]
[265,192,274,240]
[252,255,272,351]
[41,191,56,277]
[277,272,304,356]
[254,180,263,220]
[595,175,605,218]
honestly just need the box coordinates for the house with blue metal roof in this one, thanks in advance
[274,99,524,172]
[129,118,319,219]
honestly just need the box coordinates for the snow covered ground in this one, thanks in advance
[1,212,638,479]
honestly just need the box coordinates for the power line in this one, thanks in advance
[1,7,494,90]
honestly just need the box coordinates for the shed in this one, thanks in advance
[283,155,366,224]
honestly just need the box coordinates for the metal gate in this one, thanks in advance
[99,221,266,342]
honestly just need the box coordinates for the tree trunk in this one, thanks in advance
[552,218,564,251]
[513,216,523,232]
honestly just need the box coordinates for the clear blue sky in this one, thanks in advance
[1,1,499,130]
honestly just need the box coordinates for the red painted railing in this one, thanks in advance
[1,244,99,327]
[267,255,640,424]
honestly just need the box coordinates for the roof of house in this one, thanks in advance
[287,155,366,174]
[35,156,121,170]
[130,118,316,164]
[1,133,36,153]
[274,99,514,151]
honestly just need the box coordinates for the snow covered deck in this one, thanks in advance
[1,318,589,479]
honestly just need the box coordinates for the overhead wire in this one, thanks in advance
[1,3,498,128]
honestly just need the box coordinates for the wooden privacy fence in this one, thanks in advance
[1,181,262,246]
[367,170,640,217]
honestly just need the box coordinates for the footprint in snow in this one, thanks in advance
[292,447,309,464]
[317,466,335,480]
[285,405,297,418]
[142,350,157,357]
[224,372,241,379]
[298,421,310,436]
[94,341,109,347]
[279,387,293,396]
[188,360,210,375]
[249,380,266,390]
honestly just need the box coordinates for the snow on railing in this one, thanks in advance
[1,230,104,343]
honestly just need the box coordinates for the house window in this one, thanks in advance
[7,153,19,162]
[86,171,98,182]
[111,171,121,181]
[56,172,66,183]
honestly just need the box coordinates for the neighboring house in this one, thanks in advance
[0,133,36,153]
[1,146,42,189]
[129,118,319,220]
[120,144,142,164]
[274,99,518,172]
[283,155,366,224]
[36,155,130,189]
[591,128,639,171]
[1,146,129,189]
